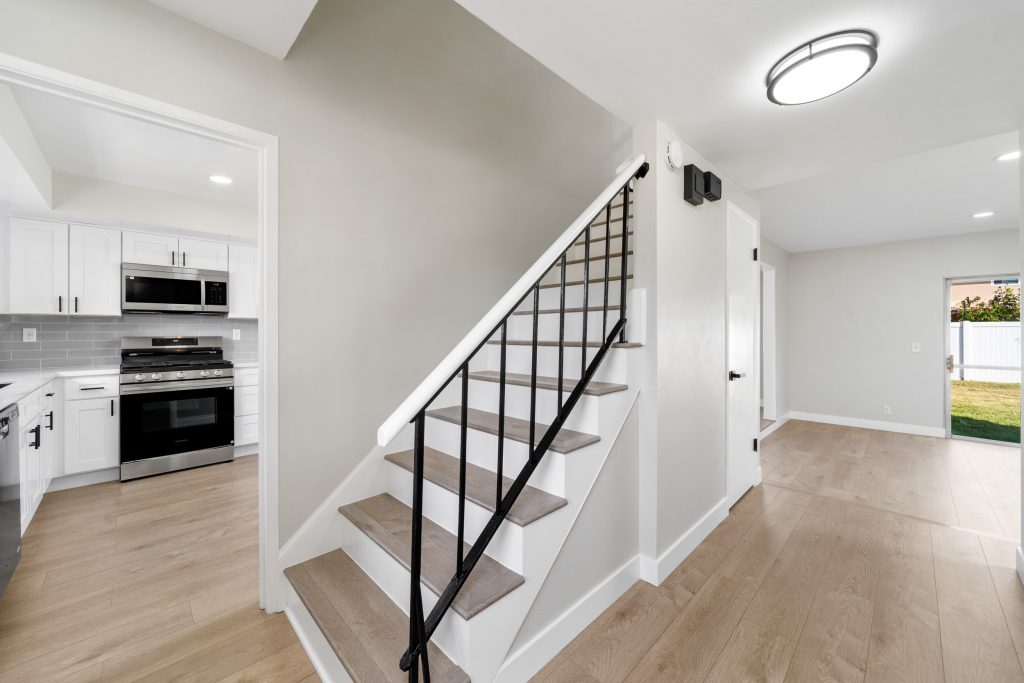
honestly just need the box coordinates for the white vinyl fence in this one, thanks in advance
[949,321,1021,383]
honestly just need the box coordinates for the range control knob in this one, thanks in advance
[213,369,223,377]
[200,370,209,378]
[176,371,186,378]
[151,373,162,380]
[134,374,144,381]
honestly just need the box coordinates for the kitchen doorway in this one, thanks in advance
[945,274,1021,444]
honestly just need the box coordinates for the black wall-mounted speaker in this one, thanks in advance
[683,164,704,206]
[702,171,722,201]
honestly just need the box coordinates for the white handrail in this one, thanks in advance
[376,154,646,447]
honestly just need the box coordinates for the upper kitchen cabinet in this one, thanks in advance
[69,225,122,316]
[8,218,69,315]
[228,244,258,319]
[179,237,228,271]
[122,230,180,267]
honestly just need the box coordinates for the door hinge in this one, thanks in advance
[753,247,759,261]
[753,438,758,452]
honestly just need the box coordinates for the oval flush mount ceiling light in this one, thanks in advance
[972,211,995,218]
[209,175,233,185]
[996,150,1021,162]
[767,30,878,105]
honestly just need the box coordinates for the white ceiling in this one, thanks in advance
[758,132,1020,252]
[148,0,318,59]
[10,85,258,206]
[453,0,1024,192]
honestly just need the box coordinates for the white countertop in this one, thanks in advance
[233,362,259,369]
[0,366,119,410]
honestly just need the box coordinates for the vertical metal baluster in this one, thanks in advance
[619,184,630,343]
[418,606,430,683]
[458,365,468,573]
[409,412,427,682]
[602,202,611,340]
[581,224,591,377]
[497,321,507,510]
[558,253,566,410]
[529,285,539,459]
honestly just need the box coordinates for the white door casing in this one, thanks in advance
[726,202,760,506]
[760,263,777,422]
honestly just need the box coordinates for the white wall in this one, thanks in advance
[0,0,632,539]
[760,235,790,418]
[633,120,760,564]
[788,228,1019,434]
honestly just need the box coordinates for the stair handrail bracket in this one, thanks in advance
[376,153,649,681]
[376,154,648,448]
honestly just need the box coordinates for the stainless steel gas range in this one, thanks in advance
[119,336,235,481]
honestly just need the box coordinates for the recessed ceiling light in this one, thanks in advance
[996,150,1021,162]
[209,175,233,185]
[972,211,995,219]
[767,30,879,105]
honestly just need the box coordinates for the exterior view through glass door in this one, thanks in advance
[946,275,1021,443]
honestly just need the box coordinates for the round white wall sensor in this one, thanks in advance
[666,139,684,170]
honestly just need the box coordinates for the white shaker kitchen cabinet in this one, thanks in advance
[65,396,119,475]
[8,217,68,314]
[69,224,122,316]
[228,245,258,319]
[179,237,228,271]
[122,230,179,267]
[19,413,43,534]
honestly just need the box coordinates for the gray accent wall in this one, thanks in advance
[0,314,257,371]
[0,0,633,539]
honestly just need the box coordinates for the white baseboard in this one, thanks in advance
[284,584,352,683]
[495,556,641,683]
[759,412,790,439]
[1017,546,1024,586]
[47,467,119,492]
[639,496,729,585]
[788,411,945,438]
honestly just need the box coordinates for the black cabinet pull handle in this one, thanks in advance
[58,295,62,313]
[172,251,175,266]
[728,371,745,381]
[46,411,54,430]
[74,296,79,313]
[111,399,115,417]
[30,424,41,449]
[182,251,186,267]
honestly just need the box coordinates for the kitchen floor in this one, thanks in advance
[0,456,318,681]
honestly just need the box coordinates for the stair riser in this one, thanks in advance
[537,281,624,308]
[568,234,632,260]
[510,309,624,343]
[383,462,525,573]
[466,378,600,434]
[485,343,629,383]
[424,417,567,496]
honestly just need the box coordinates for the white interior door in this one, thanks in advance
[726,203,760,506]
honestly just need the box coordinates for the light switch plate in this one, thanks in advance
[232,329,241,341]
[883,406,892,416]
[911,342,921,353]
[22,327,36,342]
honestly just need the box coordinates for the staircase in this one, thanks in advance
[283,156,650,682]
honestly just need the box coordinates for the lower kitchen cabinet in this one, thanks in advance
[234,365,259,449]
[65,396,119,475]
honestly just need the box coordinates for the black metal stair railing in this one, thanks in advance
[400,162,649,680]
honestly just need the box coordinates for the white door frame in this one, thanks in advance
[725,201,761,506]
[760,262,777,423]
[0,54,285,611]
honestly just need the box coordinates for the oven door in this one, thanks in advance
[119,380,234,464]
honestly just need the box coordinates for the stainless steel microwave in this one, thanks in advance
[121,263,229,314]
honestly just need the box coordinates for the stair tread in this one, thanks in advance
[339,493,524,619]
[579,229,634,244]
[285,549,470,683]
[587,213,633,228]
[538,274,633,289]
[426,405,600,454]
[486,339,642,349]
[557,250,633,266]
[385,447,567,526]
[467,370,627,396]
[511,306,617,316]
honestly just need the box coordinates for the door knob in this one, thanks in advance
[728,371,745,381]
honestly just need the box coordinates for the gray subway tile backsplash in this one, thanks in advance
[0,314,258,371]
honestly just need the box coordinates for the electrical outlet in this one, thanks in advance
[22,327,36,343]
[911,342,921,353]
[232,329,241,341]
[883,406,892,416]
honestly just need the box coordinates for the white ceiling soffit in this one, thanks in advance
[758,132,1020,253]
[148,0,318,59]
[11,85,258,206]
[452,0,1024,191]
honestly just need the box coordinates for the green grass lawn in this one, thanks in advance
[951,380,1021,443]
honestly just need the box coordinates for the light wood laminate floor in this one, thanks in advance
[536,420,1024,682]
[0,456,319,682]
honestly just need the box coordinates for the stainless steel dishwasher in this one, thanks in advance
[0,403,19,597]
